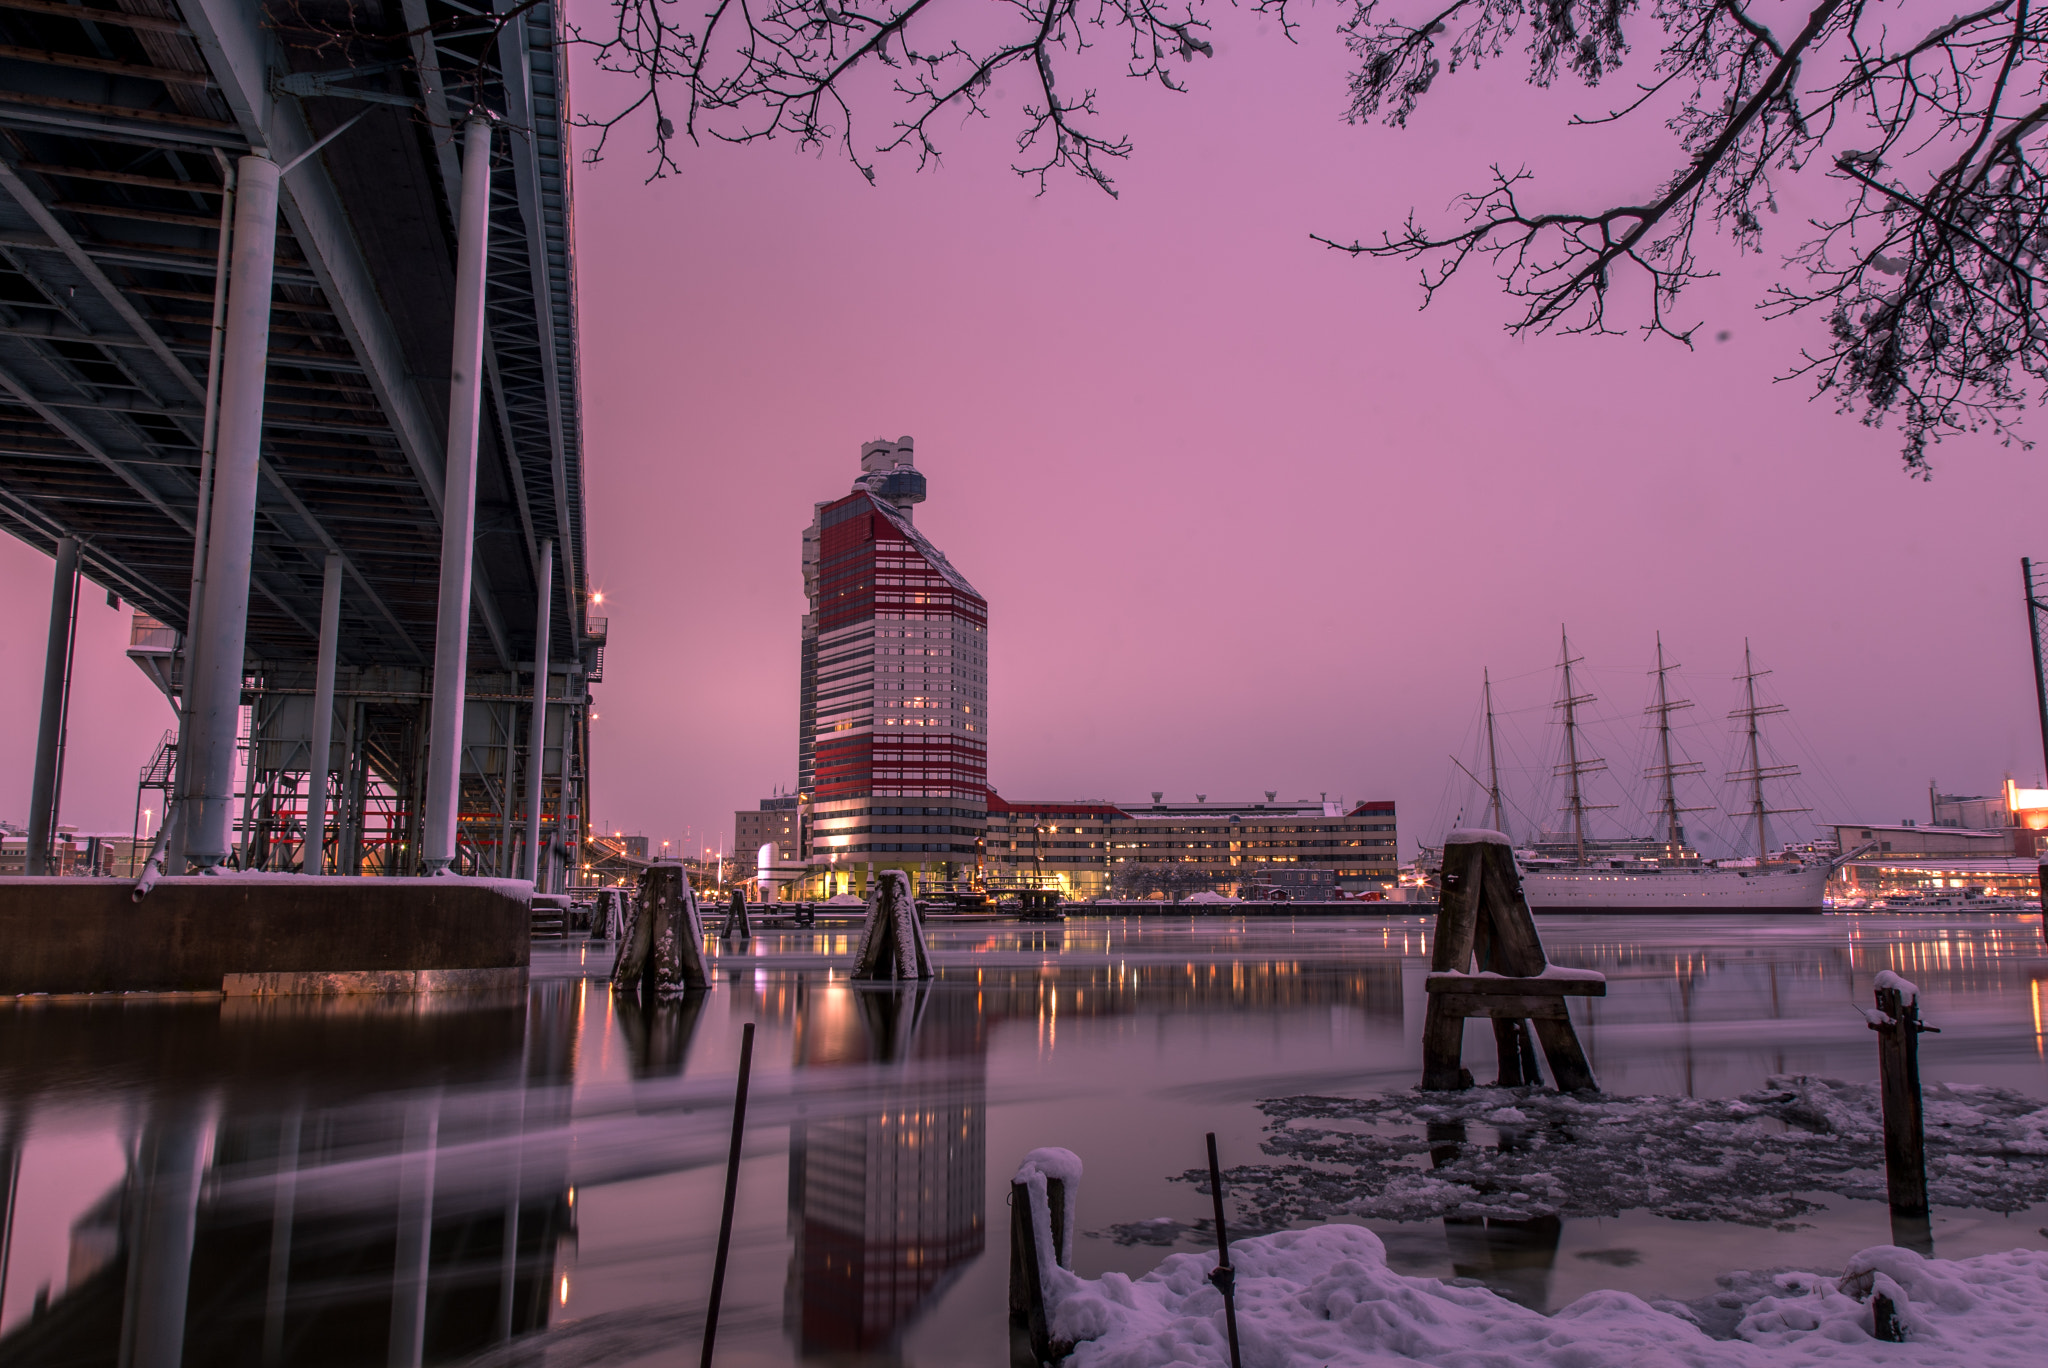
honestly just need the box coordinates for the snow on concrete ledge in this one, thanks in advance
[1443,828,1512,846]
[1052,1224,2048,1366]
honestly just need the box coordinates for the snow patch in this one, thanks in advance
[1444,828,1511,846]
[1432,965,1605,983]
[1053,1225,2048,1366]
[1873,970,1921,1004]
[1019,1146,1084,1186]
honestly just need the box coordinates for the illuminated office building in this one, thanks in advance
[986,793,1400,899]
[799,437,988,894]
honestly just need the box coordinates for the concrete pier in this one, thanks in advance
[0,877,531,996]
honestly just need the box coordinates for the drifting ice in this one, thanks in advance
[1189,1076,2048,1230]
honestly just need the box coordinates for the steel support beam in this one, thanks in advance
[304,551,342,874]
[26,535,77,876]
[422,117,492,874]
[494,3,583,641]
[184,154,278,868]
[523,538,552,883]
[0,156,205,403]
[185,0,514,674]
[182,0,446,509]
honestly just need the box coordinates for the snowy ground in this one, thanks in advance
[1052,1224,2048,1366]
[1063,1077,2048,1362]
[1126,1077,2048,1233]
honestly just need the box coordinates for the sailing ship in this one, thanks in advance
[1469,631,1831,914]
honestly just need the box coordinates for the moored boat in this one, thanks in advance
[1521,858,1829,913]
[1453,632,1835,914]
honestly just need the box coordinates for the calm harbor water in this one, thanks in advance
[2,912,2044,1366]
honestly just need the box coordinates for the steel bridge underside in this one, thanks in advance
[0,0,592,875]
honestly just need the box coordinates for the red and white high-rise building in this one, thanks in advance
[799,437,988,894]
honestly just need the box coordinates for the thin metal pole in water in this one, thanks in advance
[1205,1132,1244,1368]
[701,1021,755,1367]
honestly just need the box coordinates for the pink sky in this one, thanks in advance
[3,12,2043,860]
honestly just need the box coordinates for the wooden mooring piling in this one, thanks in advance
[1421,831,1604,1093]
[1009,1148,1081,1366]
[1868,970,1938,1255]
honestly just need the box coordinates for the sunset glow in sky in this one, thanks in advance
[3,7,2045,858]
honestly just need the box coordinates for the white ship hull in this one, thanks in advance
[1523,863,1830,914]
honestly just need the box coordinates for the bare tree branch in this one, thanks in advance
[566,0,2048,467]
[569,0,1280,190]
[1332,0,2048,469]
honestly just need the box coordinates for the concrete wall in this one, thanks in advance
[0,876,530,995]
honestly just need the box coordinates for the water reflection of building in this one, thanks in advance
[785,981,986,1357]
[0,985,581,1367]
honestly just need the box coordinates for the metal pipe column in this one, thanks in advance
[26,536,79,875]
[304,552,343,874]
[523,539,553,882]
[422,116,494,874]
[167,166,237,875]
[184,155,280,868]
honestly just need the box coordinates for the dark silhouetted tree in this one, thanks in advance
[577,0,2048,466]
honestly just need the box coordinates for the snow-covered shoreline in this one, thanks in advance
[1049,1224,2048,1365]
[1039,1073,2048,1363]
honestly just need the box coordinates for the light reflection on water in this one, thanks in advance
[0,912,2043,1366]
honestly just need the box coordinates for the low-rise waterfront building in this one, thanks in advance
[737,795,807,898]
[736,796,801,864]
[986,792,1398,900]
[1831,816,2045,899]
[0,828,146,877]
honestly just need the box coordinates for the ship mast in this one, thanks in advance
[1728,640,1806,860]
[1483,669,1508,840]
[1554,628,1608,865]
[1644,633,1705,852]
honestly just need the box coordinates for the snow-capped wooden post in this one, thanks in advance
[592,887,622,940]
[1009,1147,1080,1364]
[849,869,931,980]
[1869,971,1937,1231]
[722,888,752,941]
[1422,830,1604,1093]
[611,862,707,995]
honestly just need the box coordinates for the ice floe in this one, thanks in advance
[1178,1077,2048,1230]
